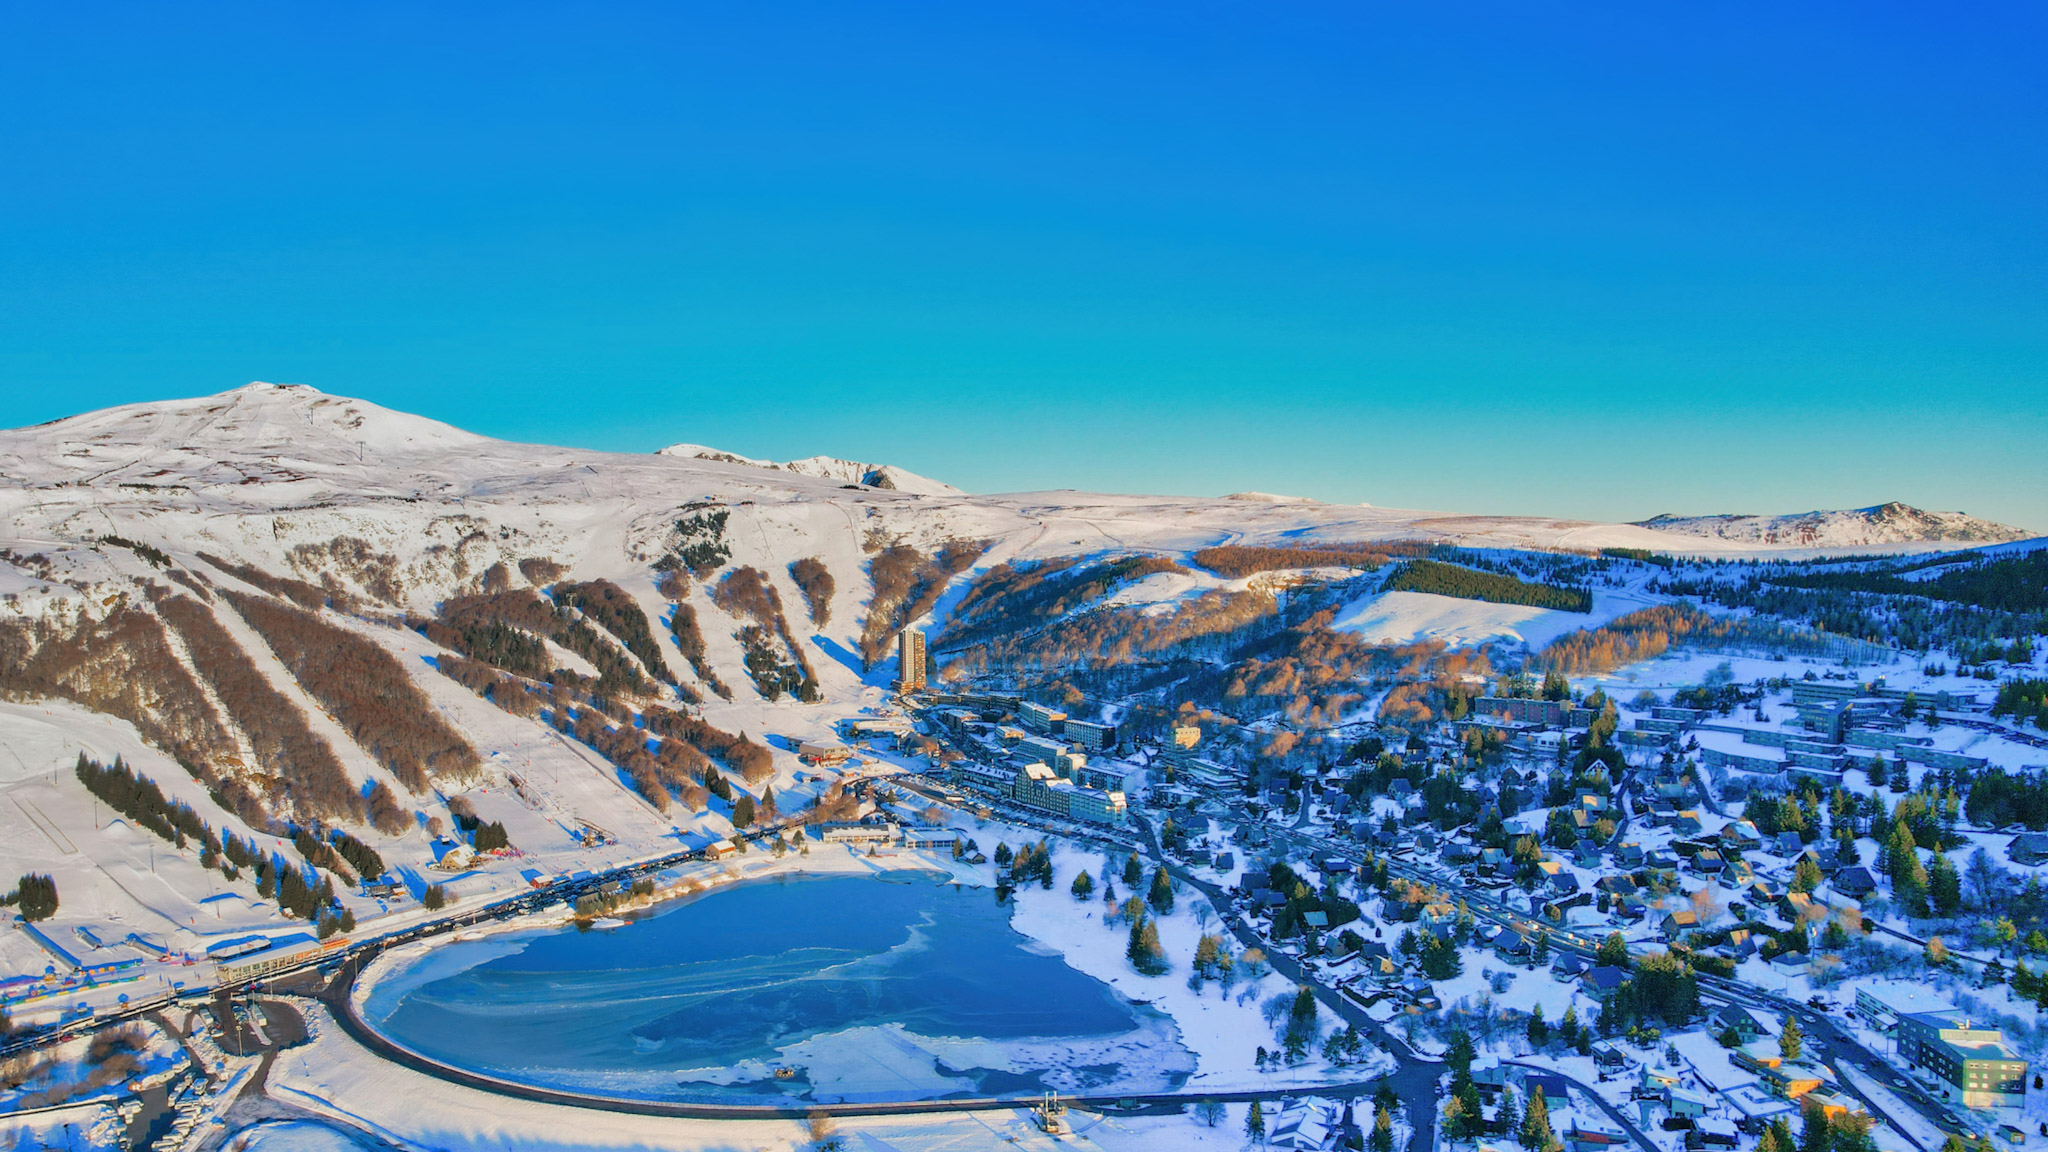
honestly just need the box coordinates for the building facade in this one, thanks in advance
[897,629,928,691]
[1897,1013,2028,1108]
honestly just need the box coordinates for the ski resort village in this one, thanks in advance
[0,385,2045,1152]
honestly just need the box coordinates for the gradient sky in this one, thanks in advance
[2,3,2043,529]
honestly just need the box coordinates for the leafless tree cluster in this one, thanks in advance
[199,551,332,611]
[938,554,1187,651]
[287,537,406,605]
[226,590,479,792]
[156,592,358,821]
[711,567,816,699]
[551,579,675,685]
[788,557,835,627]
[0,606,236,781]
[858,539,989,669]
[518,557,567,585]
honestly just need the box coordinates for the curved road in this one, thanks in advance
[307,958,1397,1121]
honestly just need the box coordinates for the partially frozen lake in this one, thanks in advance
[360,871,1194,1103]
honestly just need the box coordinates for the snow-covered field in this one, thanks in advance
[1331,586,1661,650]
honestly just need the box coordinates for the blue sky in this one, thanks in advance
[2,2,2043,528]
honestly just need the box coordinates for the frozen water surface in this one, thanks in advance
[362,871,1193,1103]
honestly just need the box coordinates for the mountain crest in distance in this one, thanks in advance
[656,443,961,496]
[1633,501,2030,546]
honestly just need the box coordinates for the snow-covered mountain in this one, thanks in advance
[0,381,2029,968]
[657,442,962,496]
[1633,502,2029,548]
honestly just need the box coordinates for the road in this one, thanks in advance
[1501,1062,1659,1152]
[1126,808,1446,1152]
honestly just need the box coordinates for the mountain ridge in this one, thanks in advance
[1633,501,2028,547]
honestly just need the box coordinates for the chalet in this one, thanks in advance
[1480,847,1510,872]
[2011,833,2048,867]
[1582,965,1630,1000]
[1495,930,1536,964]
[1778,891,1819,923]
[1772,831,1806,857]
[1688,848,1725,875]
[1522,1071,1571,1103]
[1832,866,1878,899]
[1672,811,1706,837]
[1595,874,1638,897]
[1721,860,1756,888]
[1721,820,1763,850]
[1713,1004,1770,1043]
[1662,910,1700,939]
[1614,842,1646,867]
[1668,1087,1710,1119]
[1642,1067,1684,1092]
[1769,952,1810,978]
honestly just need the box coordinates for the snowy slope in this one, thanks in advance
[1633,501,2028,547]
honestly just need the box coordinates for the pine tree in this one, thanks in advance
[1528,1004,1550,1047]
[1930,852,1962,916]
[1496,1087,1520,1145]
[1532,929,1551,965]
[1246,1099,1266,1144]
[1071,869,1094,901]
[1123,852,1142,887]
[733,793,755,826]
[1597,931,1631,970]
[1780,1016,1803,1061]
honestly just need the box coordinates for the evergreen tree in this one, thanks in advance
[1447,1026,1476,1073]
[1246,1099,1266,1145]
[1456,1077,1486,1140]
[1495,1087,1520,1146]
[733,793,755,826]
[1527,1004,1550,1047]
[1596,931,1632,970]
[13,874,58,923]
[1071,869,1094,901]
[1126,911,1169,974]
[1798,1101,1831,1152]
[422,883,447,911]
[1930,852,1962,916]
[1780,1016,1803,1061]
[1123,851,1142,887]
[1532,929,1551,965]
[1148,866,1175,915]
[1371,1101,1395,1152]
